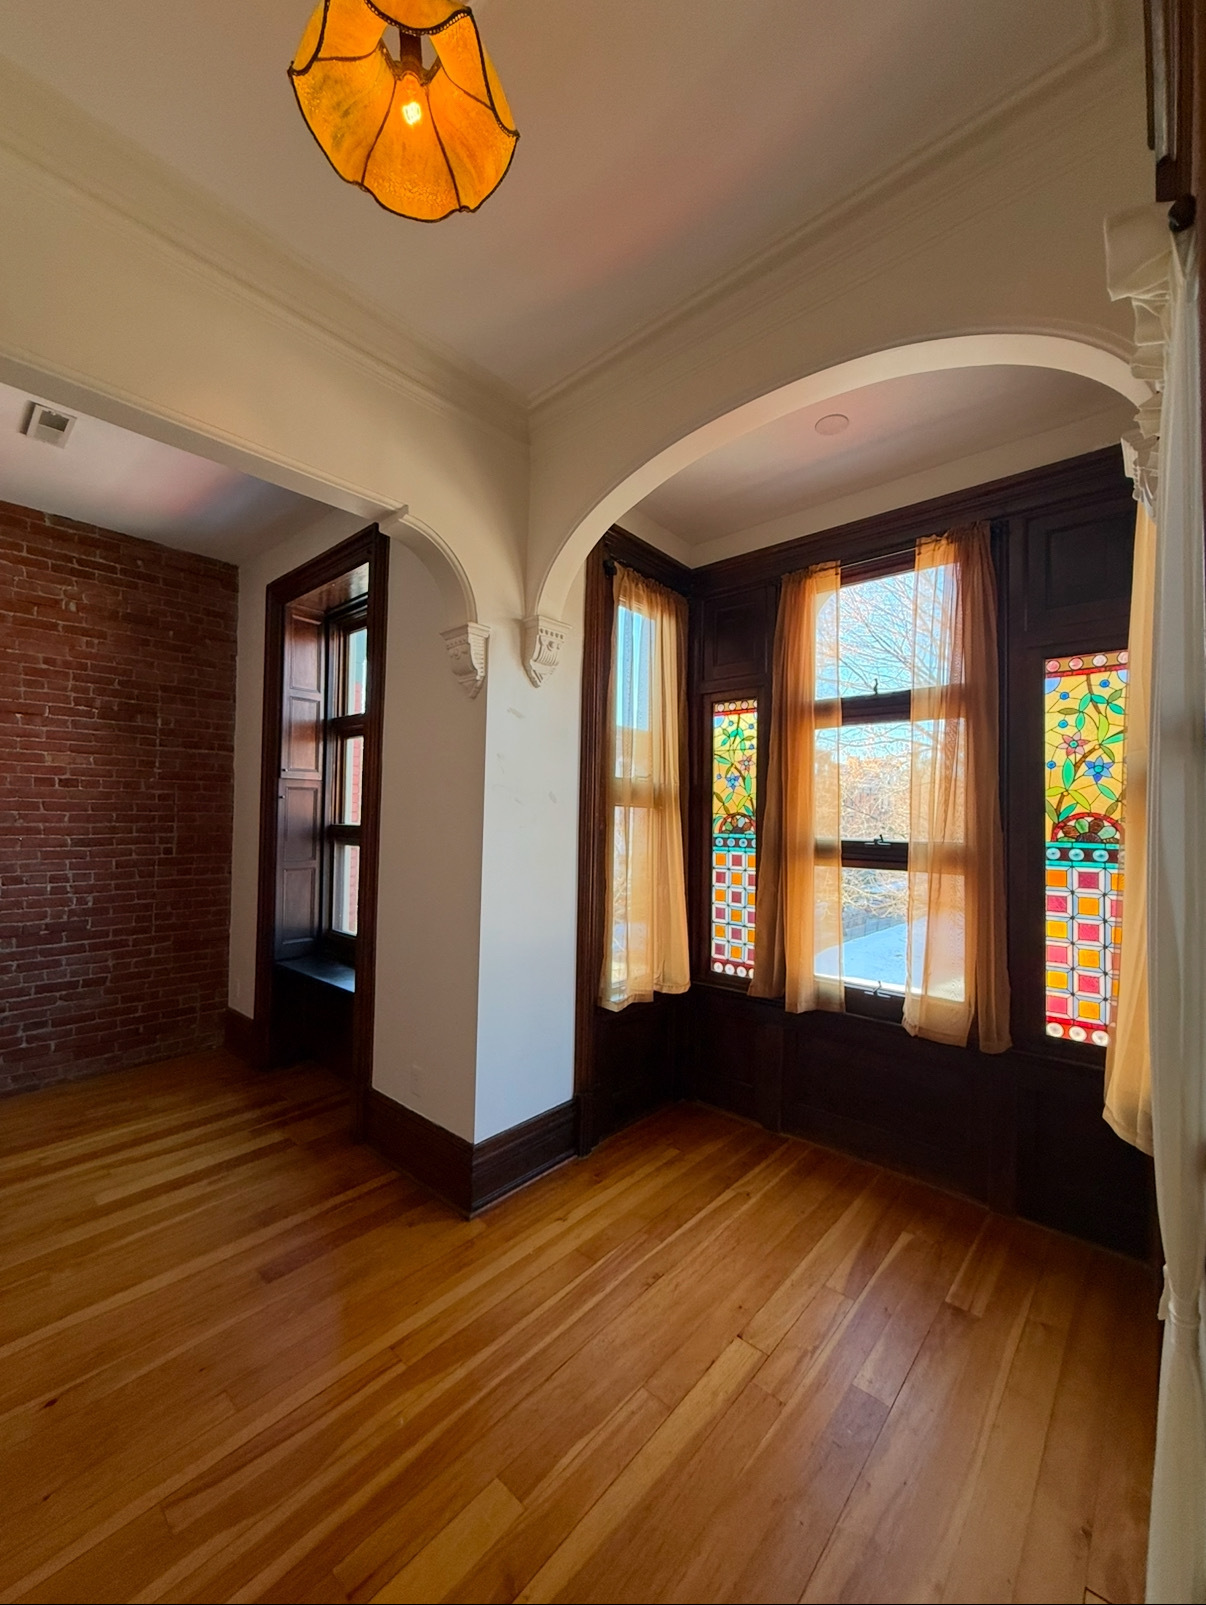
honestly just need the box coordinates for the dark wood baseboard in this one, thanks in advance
[223,1007,264,1067]
[472,1099,577,1210]
[365,1088,577,1216]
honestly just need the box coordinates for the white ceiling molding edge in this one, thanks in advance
[0,56,528,448]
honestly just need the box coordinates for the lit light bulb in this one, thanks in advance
[401,100,422,126]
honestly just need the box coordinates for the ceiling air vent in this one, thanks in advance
[23,402,77,448]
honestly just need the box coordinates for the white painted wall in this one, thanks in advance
[373,545,486,1141]
[474,569,585,1141]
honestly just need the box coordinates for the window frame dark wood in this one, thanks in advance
[255,526,389,1138]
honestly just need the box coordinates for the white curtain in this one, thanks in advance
[1145,228,1206,1605]
[599,564,690,1011]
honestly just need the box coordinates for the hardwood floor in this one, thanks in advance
[0,1052,1157,1604]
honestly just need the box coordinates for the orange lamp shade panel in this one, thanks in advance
[289,0,518,221]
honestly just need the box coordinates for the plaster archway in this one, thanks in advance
[375,507,479,629]
[532,333,1148,621]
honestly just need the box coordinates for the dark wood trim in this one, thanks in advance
[471,1100,577,1211]
[365,1087,474,1213]
[223,1007,262,1067]
[352,536,389,1138]
[692,448,1126,596]
[365,1088,578,1216]
[1145,0,1197,202]
[253,525,389,1139]
[572,542,610,1154]
[607,524,697,594]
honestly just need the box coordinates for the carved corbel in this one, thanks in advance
[441,622,490,698]
[522,615,571,687]
[1105,202,1173,507]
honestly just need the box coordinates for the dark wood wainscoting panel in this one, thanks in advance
[690,987,785,1130]
[584,993,687,1149]
[1014,1056,1154,1259]
[271,966,353,1081]
[472,1099,577,1211]
[689,990,998,1204]
[686,987,1154,1252]
[785,1013,1000,1205]
[696,584,776,692]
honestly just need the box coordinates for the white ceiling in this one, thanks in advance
[0,379,349,563]
[0,0,1108,399]
[634,366,1135,546]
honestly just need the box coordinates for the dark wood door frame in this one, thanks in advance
[254,525,390,1138]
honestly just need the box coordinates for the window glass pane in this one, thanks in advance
[817,868,910,992]
[340,736,363,825]
[711,698,757,979]
[816,722,910,841]
[1044,650,1127,1046]
[332,842,360,936]
[614,605,651,741]
[817,571,916,699]
[345,627,368,715]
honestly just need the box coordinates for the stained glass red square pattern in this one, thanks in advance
[711,699,757,979]
[1043,649,1127,1046]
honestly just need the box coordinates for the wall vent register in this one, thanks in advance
[23,403,76,448]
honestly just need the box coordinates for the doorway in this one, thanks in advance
[253,526,389,1136]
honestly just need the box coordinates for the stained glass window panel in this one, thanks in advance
[711,698,757,979]
[1044,650,1127,1045]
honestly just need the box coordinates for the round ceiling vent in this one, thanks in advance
[814,413,850,436]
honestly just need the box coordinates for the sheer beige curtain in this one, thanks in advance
[599,564,690,1011]
[1103,501,1154,1153]
[904,527,1010,1051]
[750,563,844,1012]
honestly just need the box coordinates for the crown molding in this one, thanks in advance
[0,56,528,448]
[531,0,1137,424]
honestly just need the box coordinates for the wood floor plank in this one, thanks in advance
[369,1480,524,1604]
[0,1052,1157,1605]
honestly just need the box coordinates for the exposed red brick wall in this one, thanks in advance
[0,501,238,1095]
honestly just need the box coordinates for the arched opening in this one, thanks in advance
[533,334,1147,619]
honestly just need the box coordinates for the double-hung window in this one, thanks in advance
[814,559,917,999]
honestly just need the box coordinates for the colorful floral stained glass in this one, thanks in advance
[711,699,757,978]
[1044,650,1128,1045]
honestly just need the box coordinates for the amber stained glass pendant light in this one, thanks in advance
[289,1,518,221]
